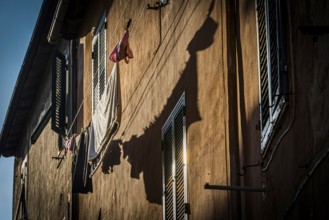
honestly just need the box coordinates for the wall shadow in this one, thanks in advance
[120,0,218,205]
[101,139,122,173]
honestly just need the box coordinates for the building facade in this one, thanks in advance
[1,0,329,219]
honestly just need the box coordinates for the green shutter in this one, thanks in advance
[52,49,66,135]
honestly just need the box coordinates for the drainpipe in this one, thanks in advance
[47,0,69,45]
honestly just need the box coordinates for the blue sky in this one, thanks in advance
[0,1,42,219]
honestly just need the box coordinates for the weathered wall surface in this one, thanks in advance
[12,159,23,219]
[77,0,231,219]
[11,38,74,219]
[27,122,71,220]
[263,1,329,219]
[234,0,329,219]
[234,0,263,219]
[219,0,329,219]
[10,0,329,219]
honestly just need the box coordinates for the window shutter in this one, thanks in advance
[162,94,187,220]
[163,125,174,220]
[257,0,270,131]
[51,49,66,135]
[174,106,185,219]
[268,0,280,112]
[99,23,106,99]
[92,16,107,113]
[257,0,287,150]
[92,37,99,113]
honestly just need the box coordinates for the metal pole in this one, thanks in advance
[204,183,265,192]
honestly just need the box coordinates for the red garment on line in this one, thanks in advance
[109,31,133,63]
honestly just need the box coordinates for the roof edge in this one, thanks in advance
[0,0,57,157]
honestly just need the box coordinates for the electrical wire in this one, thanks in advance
[65,0,148,136]
[118,0,196,139]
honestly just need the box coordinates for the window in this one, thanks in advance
[52,49,67,135]
[15,158,28,220]
[256,0,288,151]
[162,94,188,220]
[92,13,107,113]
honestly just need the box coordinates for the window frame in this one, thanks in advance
[256,0,288,152]
[161,93,188,220]
[92,12,107,113]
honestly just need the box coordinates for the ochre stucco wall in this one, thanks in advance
[77,0,231,219]
[27,122,71,220]
[11,0,329,219]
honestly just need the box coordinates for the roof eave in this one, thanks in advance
[0,0,57,157]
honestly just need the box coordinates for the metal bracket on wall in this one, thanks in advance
[147,1,169,10]
[238,161,261,176]
[52,153,65,169]
[125,19,132,30]
[204,183,265,192]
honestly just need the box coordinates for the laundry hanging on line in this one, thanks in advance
[72,131,93,194]
[109,31,133,63]
[88,63,121,177]
[64,134,77,155]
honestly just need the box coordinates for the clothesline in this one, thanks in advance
[118,0,197,139]
[66,0,148,137]
[65,64,120,177]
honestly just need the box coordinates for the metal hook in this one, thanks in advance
[147,1,170,10]
[125,19,132,30]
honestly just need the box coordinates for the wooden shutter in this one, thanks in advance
[258,0,288,150]
[52,49,66,135]
[174,106,185,220]
[163,125,174,220]
[99,22,106,99]
[162,94,187,220]
[257,0,270,131]
[268,0,280,112]
[92,37,99,113]
[92,16,106,113]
